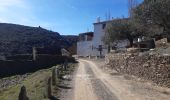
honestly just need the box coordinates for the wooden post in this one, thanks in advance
[56,67,60,79]
[18,86,29,100]
[63,59,68,71]
[47,77,52,98]
[52,68,57,85]
[108,44,111,53]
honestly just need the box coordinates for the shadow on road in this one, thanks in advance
[50,96,59,100]
[58,85,72,89]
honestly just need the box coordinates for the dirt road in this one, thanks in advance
[70,59,170,100]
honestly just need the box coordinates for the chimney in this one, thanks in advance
[97,17,100,23]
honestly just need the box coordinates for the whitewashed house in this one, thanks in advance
[77,18,130,57]
[77,18,110,57]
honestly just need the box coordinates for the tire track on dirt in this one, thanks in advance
[84,61,118,100]
[73,61,97,100]
[81,59,140,100]
[81,59,170,100]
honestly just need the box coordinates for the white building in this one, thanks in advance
[77,18,130,57]
[77,19,110,57]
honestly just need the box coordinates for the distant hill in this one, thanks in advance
[62,35,78,45]
[0,23,70,56]
[62,35,78,55]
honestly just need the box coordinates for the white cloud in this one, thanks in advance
[0,0,31,22]
[0,0,53,30]
[0,0,29,12]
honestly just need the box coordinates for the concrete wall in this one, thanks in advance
[77,40,108,57]
[77,41,93,56]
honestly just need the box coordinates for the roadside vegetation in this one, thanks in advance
[0,63,77,100]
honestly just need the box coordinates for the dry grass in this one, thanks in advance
[0,63,77,100]
[0,67,52,100]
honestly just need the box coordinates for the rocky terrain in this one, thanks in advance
[106,46,170,88]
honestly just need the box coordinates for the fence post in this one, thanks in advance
[47,77,52,98]
[52,68,57,85]
[63,59,68,71]
[18,86,29,100]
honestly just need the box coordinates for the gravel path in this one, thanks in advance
[73,60,98,100]
[84,61,118,100]
[69,59,170,100]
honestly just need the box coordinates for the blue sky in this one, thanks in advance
[0,0,143,35]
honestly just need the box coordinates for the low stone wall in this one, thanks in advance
[0,55,76,78]
[106,52,170,87]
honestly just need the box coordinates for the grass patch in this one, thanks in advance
[0,67,52,100]
[0,63,77,100]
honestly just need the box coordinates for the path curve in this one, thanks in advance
[72,59,170,100]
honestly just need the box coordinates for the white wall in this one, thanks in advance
[93,24,104,45]
[77,41,93,56]
[77,22,109,57]
[91,23,108,56]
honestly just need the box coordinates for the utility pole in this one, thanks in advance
[108,10,111,21]
[105,10,111,21]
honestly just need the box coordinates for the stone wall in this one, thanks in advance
[0,55,76,78]
[106,52,170,87]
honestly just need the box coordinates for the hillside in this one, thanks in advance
[62,35,78,45]
[0,23,69,56]
[62,35,78,55]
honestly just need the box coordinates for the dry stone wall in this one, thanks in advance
[106,52,170,87]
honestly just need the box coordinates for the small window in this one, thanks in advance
[102,24,106,29]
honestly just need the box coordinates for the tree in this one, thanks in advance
[103,19,134,47]
[149,0,170,35]
[132,0,169,36]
